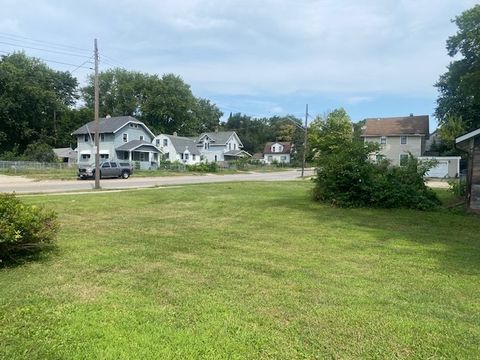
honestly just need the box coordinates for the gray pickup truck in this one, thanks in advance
[78,161,133,179]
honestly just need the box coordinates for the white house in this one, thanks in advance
[262,142,292,164]
[195,131,250,162]
[153,133,202,165]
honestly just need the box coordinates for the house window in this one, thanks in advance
[400,154,409,166]
[163,139,168,147]
[234,144,237,150]
[214,155,218,162]
[267,155,273,162]
[164,153,170,160]
[380,137,387,145]
[140,135,144,141]
[400,136,407,144]
[123,133,128,143]
[156,139,160,146]
[272,146,276,152]
[280,156,287,162]
[185,153,189,160]
[84,134,89,142]
[100,154,109,160]
[192,154,196,161]
[81,154,91,161]
[100,134,105,142]
[229,143,232,150]
[180,153,184,160]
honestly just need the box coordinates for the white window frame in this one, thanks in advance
[400,136,407,145]
[380,137,387,145]
[163,139,168,147]
[122,133,128,143]
[399,154,409,165]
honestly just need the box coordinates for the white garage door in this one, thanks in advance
[426,161,448,178]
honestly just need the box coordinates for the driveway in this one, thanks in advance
[0,169,314,194]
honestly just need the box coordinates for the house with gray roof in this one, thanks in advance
[72,116,162,170]
[154,132,202,164]
[195,131,250,162]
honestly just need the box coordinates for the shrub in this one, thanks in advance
[23,141,57,163]
[186,162,219,173]
[0,194,59,263]
[313,142,440,210]
[448,178,466,197]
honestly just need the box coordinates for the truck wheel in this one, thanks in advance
[121,171,130,179]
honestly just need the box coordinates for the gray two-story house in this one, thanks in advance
[72,116,162,170]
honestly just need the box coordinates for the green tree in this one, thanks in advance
[0,52,78,154]
[435,5,480,131]
[308,108,353,160]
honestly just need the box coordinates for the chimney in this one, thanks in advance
[409,113,414,117]
[173,131,177,136]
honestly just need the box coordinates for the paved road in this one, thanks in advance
[0,169,314,194]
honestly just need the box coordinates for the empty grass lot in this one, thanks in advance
[1,182,479,359]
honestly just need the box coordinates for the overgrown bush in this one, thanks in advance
[186,162,219,173]
[313,142,440,210]
[0,194,59,263]
[448,178,466,197]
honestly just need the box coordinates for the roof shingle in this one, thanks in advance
[362,115,429,136]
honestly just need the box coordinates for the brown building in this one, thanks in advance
[456,128,480,212]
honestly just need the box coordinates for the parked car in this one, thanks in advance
[78,161,133,179]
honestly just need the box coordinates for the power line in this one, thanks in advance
[0,49,93,70]
[0,32,91,54]
[0,40,92,59]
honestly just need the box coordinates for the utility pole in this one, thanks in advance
[301,104,308,177]
[94,38,100,189]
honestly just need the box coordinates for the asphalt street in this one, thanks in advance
[0,169,314,194]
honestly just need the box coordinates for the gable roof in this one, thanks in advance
[71,116,155,138]
[362,115,429,136]
[224,149,251,157]
[456,128,480,145]
[198,131,243,147]
[165,134,201,155]
[116,139,161,153]
[53,148,76,158]
[263,142,292,154]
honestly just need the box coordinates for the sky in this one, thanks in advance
[0,0,477,129]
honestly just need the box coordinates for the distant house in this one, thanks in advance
[72,116,162,170]
[53,148,77,166]
[154,133,201,164]
[263,142,292,164]
[456,128,480,212]
[195,131,250,163]
[361,114,430,165]
[361,114,459,178]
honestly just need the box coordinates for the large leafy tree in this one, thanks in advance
[0,52,78,153]
[82,70,222,136]
[435,5,480,132]
[308,108,353,160]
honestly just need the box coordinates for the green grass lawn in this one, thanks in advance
[1,182,479,359]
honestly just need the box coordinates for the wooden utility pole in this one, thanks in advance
[301,104,308,177]
[94,38,100,189]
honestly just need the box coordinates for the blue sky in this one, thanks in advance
[0,0,477,129]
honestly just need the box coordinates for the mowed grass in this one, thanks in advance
[1,182,479,359]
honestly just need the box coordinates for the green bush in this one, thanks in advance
[0,194,59,263]
[313,142,440,210]
[448,178,466,197]
[186,162,219,173]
